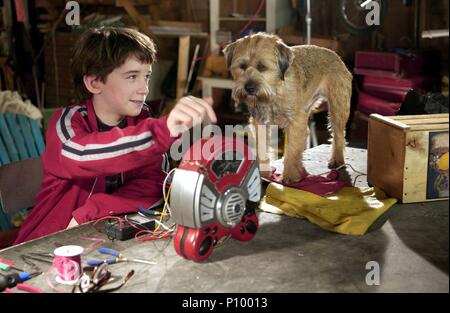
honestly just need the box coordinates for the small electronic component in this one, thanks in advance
[104,214,156,241]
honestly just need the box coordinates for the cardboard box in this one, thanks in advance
[368,114,449,203]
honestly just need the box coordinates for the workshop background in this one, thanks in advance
[0,0,448,294]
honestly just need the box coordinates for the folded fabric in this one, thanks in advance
[260,182,397,235]
[263,169,351,197]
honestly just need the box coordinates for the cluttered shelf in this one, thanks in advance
[219,17,266,22]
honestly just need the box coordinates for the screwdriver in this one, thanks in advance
[0,260,25,272]
[86,247,156,266]
[0,272,40,292]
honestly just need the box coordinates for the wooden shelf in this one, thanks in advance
[149,28,209,38]
[209,0,292,53]
[219,17,266,22]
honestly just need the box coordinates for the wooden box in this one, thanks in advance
[368,114,449,203]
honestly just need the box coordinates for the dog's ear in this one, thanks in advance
[222,41,237,69]
[276,41,294,80]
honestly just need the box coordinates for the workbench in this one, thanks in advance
[0,145,448,293]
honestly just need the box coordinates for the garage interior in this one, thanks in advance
[0,0,448,294]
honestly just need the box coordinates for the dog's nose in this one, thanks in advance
[244,82,257,94]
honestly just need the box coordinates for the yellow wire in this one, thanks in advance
[153,184,172,234]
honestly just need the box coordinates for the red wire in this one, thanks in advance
[238,0,266,35]
[92,215,123,233]
[91,215,173,242]
[136,231,173,241]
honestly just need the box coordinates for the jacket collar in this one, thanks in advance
[85,98,136,131]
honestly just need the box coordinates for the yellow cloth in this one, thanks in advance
[260,183,397,235]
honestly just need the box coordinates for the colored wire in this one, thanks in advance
[134,184,175,241]
[92,215,124,233]
[80,237,107,252]
[162,168,177,215]
[238,0,266,35]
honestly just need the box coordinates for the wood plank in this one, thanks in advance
[409,124,449,131]
[367,117,406,200]
[197,77,234,88]
[29,119,45,156]
[369,114,410,130]
[17,115,39,158]
[0,135,11,165]
[4,113,29,160]
[176,35,190,99]
[0,114,20,162]
[403,131,429,203]
[371,114,449,131]
[156,20,202,31]
[397,117,449,125]
[390,113,449,120]
[119,0,151,36]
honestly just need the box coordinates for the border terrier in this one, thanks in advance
[223,33,352,183]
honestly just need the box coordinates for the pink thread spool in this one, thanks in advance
[53,245,84,285]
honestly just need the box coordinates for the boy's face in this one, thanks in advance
[95,56,152,121]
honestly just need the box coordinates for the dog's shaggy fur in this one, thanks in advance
[223,33,352,183]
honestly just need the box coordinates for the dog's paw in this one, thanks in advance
[281,171,303,185]
[260,169,272,179]
[328,159,345,170]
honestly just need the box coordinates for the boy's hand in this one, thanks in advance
[167,96,217,137]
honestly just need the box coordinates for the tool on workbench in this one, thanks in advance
[20,251,54,273]
[0,257,25,272]
[0,271,41,292]
[2,283,46,293]
[86,247,156,266]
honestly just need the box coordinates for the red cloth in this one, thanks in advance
[263,168,351,196]
[14,0,27,23]
[14,99,177,244]
[357,91,401,116]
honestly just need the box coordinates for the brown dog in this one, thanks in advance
[223,33,352,183]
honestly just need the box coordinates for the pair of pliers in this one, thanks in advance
[86,248,156,266]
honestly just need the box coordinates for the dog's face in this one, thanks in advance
[223,33,293,124]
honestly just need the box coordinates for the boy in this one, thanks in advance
[14,27,216,244]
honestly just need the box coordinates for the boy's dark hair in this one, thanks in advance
[71,27,156,101]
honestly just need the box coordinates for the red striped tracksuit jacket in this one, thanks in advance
[14,99,176,244]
